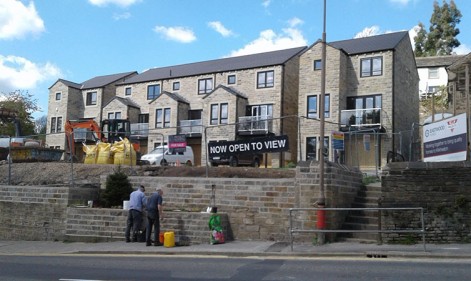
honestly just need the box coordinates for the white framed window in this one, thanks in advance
[428,68,439,79]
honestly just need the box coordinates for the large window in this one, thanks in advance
[360,56,382,77]
[307,96,318,118]
[156,108,171,128]
[86,92,97,105]
[347,95,382,110]
[50,117,62,133]
[198,78,213,94]
[307,94,330,118]
[51,118,56,133]
[210,103,228,125]
[257,70,274,88]
[147,84,161,100]
[306,136,329,161]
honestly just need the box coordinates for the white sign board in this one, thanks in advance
[423,113,467,162]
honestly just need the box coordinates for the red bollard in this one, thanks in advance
[316,205,326,229]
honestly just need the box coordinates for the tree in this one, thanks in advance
[34,115,47,134]
[414,0,462,57]
[101,167,133,208]
[0,90,40,137]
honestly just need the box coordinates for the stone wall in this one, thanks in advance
[381,162,471,243]
[0,186,69,241]
[0,161,363,243]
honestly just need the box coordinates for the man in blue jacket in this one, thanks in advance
[146,188,164,246]
[125,185,147,243]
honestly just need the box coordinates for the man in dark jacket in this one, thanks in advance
[146,188,164,246]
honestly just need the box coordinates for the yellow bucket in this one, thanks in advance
[164,231,175,248]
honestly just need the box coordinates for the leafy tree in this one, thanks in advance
[101,166,133,208]
[0,90,40,137]
[414,0,462,57]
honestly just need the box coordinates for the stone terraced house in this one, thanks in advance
[46,31,419,170]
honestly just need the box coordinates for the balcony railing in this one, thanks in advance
[238,115,273,134]
[130,123,149,137]
[340,108,382,128]
[178,119,202,135]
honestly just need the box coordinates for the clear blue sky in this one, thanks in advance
[1,0,470,119]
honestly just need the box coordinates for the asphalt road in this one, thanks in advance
[0,254,470,281]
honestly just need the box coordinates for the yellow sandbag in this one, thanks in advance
[112,138,136,165]
[82,144,97,164]
[96,142,113,164]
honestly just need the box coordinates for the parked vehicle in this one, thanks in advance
[141,145,194,166]
[209,152,262,167]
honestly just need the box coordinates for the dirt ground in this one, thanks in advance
[0,162,295,186]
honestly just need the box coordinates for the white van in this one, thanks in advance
[141,145,194,166]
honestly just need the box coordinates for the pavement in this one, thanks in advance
[1,240,471,259]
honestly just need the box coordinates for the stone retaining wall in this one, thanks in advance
[0,161,363,243]
[381,162,471,243]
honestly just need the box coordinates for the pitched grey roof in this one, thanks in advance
[103,96,140,109]
[203,85,248,100]
[49,79,81,90]
[445,53,471,71]
[120,47,306,84]
[329,31,409,55]
[416,55,465,68]
[81,71,137,89]
[149,91,190,104]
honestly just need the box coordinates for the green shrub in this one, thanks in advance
[101,166,133,208]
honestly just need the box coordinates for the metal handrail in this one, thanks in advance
[288,207,426,251]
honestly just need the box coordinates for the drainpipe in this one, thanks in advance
[280,65,285,167]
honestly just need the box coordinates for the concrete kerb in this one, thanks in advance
[1,240,471,259]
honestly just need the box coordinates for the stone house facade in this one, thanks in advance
[298,31,419,169]
[46,33,419,170]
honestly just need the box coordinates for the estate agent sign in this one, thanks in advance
[423,113,467,162]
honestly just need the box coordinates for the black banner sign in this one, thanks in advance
[208,135,289,157]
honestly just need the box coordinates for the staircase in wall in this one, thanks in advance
[337,181,382,243]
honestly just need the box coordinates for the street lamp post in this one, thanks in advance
[317,0,327,244]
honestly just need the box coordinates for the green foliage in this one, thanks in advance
[419,86,450,116]
[101,166,133,208]
[362,175,380,186]
[414,0,462,57]
[286,162,297,168]
[0,90,40,137]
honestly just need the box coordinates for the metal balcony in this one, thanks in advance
[340,108,382,129]
[238,115,273,135]
[130,123,149,137]
[178,119,202,136]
